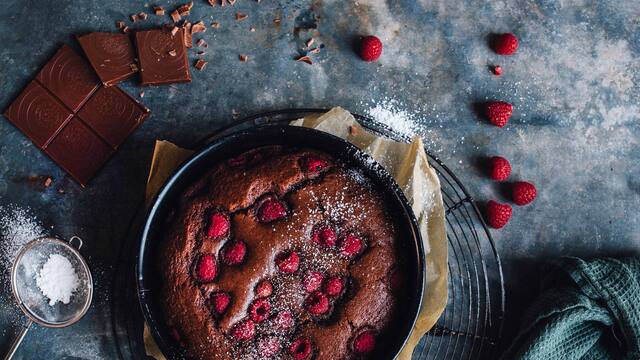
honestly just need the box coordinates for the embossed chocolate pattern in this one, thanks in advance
[3,81,72,148]
[135,28,191,85]
[78,86,149,147]
[35,44,100,111]
[77,32,138,86]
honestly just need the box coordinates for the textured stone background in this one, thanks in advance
[0,0,638,358]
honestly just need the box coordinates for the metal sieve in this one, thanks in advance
[3,236,93,360]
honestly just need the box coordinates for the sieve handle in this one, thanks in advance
[68,236,83,250]
[3,320,31,360]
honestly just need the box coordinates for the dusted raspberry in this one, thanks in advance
[249,298,271,323]
[210,292,231,315]
[274,310,294,332]
[304,291,330,316]
[257,197,288,223]
[493,33,519,55]
[255,279,273,298]
[485,101,513,127]
[485,200,512,229]
[359,35,383,62]
[303,271,324,292]
[338,233,364,258]
[512,181,537,205]
[311,224,337,247]
[289,337,313,359]
[352,330,376,353]
[323,276,345,297]
[302,156,329,175]
[275,251,300,273]
[257,336,281,358]
[230,319,255,341]
[221,240,247,265]
[490,156,511,181]
[194,254,217,282]
[206,212,230,239]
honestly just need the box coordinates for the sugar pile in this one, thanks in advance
[363,98,421,138]
[36,253,80,306]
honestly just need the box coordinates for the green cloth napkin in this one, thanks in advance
[503,257,640,360]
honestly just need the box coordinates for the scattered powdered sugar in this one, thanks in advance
[35,253,80,306]
[0,205,47,283]
[362,98,422,138]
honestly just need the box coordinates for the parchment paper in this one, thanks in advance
[143,107,448,359]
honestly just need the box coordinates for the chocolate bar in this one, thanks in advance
[135,28,191,85]
[77,32,138,86]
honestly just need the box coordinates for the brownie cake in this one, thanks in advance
[159,146,408,359]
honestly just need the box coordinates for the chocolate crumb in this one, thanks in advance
[130,14,138,22]
[130,63,139,72]
[194,59,208,71]
[235,12,248,21]
[273,18,281,25]
[296,55,313,64]
[192,21,206,34]
[239,54,248,62]
[207,0,216,6]
[44,177,53,188]
[177,2,193,16]
[154,6,165,15]
[309,47,320,54]
[116,20,126,29]
[196,39,207,47]
[306,38,315,47]
[211,22,221,29]
[170,10,181,22]
[168,49,177,56]
[138,12,148,20]
[348,125,358,136]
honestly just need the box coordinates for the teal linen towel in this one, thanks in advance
[503,257,640,360]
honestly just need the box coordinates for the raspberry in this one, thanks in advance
[512,181,537,205]
[303,271,324,292]
[311,225,337,247]
[255,279,273,298]
[304,291,330,316]
[230,319,255,341]
[274,311,294,332]
[338,233,364,258]
[485,101,513,127]
[289,337,313,359]
[302,156,329,175]
[492,65,502,76]
[275,251,300,273]
[206,212,230,239]
[352,330,376,353]
[485,200,512,229]
[221,240,247,265]
[323,276,345,297]
[493,33,519,55]
[210,292,231,315]
[257,336,281,358]
[490,156,511,181]
[249,298,271,323]
[359,35,382,62]
[194,254,217,282]
[257,197,288,223]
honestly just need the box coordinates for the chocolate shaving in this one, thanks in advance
[309,47,320,54]
[170,10,181,22]
[154,6,165,15]
[239,54,248,62]
[177,2,193,16]
[130,14,138,22]
[122,26,131,34]
[192,21,206,34]
[306,38,315,47]
[182,22,193,48]
[235,12,248,21]
[194,59,208,71]
[211,22,221,29]
[348,125,358,136]
[196,39,207,48]
[296,55,313,64]
[168,49,177,56]
[138,12,148,20]
[44,177,53,188]
[273,18,281,25]
[197,51,207,55]
[115,20,126,29]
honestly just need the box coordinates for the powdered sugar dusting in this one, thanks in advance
[363,98,421,138]
[0,205,47,284]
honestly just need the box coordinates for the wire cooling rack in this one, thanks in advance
[110,109,505,360]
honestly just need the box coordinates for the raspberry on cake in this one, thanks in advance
[303,271,325,292]
[311,224,337,247]
[275,250,300,273]
[256,196,288,223]
[194,254,217,282]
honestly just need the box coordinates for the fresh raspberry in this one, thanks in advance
[274,311,294,332]
[275,251,300,273]
[303,271,324,292]
[210,292,231,315]
[230,319,255,341]
[338,233,364,258]
[194,254,217,282]
[311,225,337,247]
[206,212,230,240]
[493,33,519,55]
[352,330,376,353]
[492,65,502,76]
[490,156,511,181]
[289,337,313,359]
[302,156,329,175]
[249,298,271,323]
[323,276,345,297]
[485,200,512,229]
[257,336,281,358]
[257,197,288,223]
[255,279,273,298]
[512,181,537,205]
[359,35,382,62]
[221,240,247,265]
[485,101,513,127]
[304,291,330,316]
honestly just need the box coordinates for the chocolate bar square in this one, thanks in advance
[77,32,138,86]
[3,81,72,148]
[36,45,100,111]
[77,86,150,148]
[44,117,113,186]
[135,28,191,85]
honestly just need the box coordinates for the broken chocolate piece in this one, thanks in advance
[135,28,191,85]
[138,12,148,20]
[239,54,248,62]
[296,55,313,64]
[196,38,207,47]
[236,12,248,21]
[130,14,138,22]
[192,21,206,34]
[170,10,181,22]
[77,32,138,86]
[154,6,165,15]
[177,2,193,16]
[182,22,193,48]
[116,20,126,29]
[194,59,207,71]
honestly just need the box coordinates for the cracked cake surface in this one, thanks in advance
[159,145,407,359]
